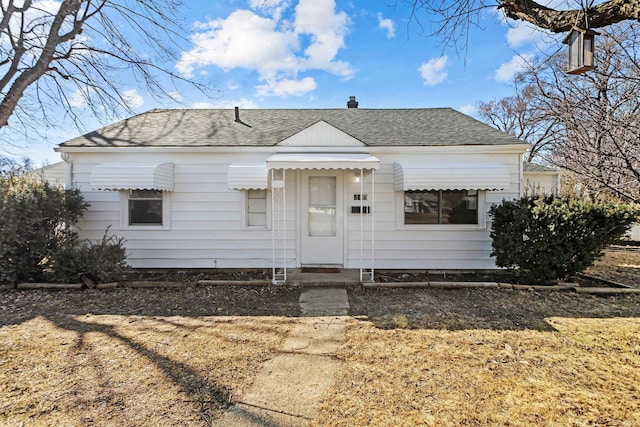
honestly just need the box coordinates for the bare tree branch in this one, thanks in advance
[478,23,640,202]
[0,0,213,143]
[405,0,640,51]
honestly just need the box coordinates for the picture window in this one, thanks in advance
[404,190,478,224]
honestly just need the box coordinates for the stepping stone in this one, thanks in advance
[299,287,349,316]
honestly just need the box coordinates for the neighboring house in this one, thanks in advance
[55,98,530,281]
[523,162,561,195]
[626,224,640,241]
[30,161,66,187]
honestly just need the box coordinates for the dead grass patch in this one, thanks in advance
[0,287,298,426]
[316,289,640,426]
[586,249,640,287]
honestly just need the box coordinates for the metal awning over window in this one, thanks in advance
[227,163,269,190]
[266,153,380,170]
[393,161,510,191]
[90,163,174,191]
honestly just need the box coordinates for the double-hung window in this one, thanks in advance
[247,189,267,227]
[404,190,478,224]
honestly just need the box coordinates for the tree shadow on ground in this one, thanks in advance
[0,286,300,425]
[48,314,232,425]
[0,286,302,327]
[3,285,639,333]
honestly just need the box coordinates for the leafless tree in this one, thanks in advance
[479,23,640,202]
[477,80,562,162]
[0,0,210,145]
[404,0,640,49]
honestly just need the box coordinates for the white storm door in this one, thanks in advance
[301,171,344,265]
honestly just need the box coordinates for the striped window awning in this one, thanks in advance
[90,163,174,191]
[393,161,510,191]
[227,163,269,190]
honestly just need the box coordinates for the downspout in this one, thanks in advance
[61,152,72,190]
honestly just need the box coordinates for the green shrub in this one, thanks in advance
[0,174,87,284]
[490,195,638,284]
[45,229,128,284]
[1,171,127,285]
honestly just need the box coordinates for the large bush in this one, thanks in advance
[1,172,128,285]
[0,174,87,284]
[490,195,638,284]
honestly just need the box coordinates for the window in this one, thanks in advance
[129,190,163,225]
[404,190,478,224]
[247,189,267,227]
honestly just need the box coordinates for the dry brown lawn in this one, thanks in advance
[2,249,640,426]
[316,289,640,426]
[0,287,298,426]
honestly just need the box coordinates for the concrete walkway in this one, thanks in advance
[216,287,349,426]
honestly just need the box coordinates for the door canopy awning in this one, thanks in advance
[393,161,510,191]
[227,163,269,190]
[266,153,380,170]
[90,163,174,191]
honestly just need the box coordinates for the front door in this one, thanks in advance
[301,171,344,266]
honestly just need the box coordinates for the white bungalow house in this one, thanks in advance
[55,99,531,282]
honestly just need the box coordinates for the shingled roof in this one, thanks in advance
[60,108,526,148]
[523,162,560,172]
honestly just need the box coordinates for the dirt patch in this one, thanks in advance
[585,247,640,288]
[121,269,272,285]
[375,246,640,288]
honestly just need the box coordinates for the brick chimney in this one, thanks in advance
[347,96,358,109]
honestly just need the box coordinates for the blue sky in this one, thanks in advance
[6,0,567,166]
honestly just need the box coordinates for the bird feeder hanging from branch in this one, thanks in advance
[562,26,599,74]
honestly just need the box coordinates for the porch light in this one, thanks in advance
[563,27,599,75]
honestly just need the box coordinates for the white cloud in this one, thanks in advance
[294,0,352,77]
[177,0,352,98]
[167,91,184,103]
[457,104,476,116]
[506,22,544,48]
[495,53,534,82]
[122,89,144,109]
[70,87,143,110]
[256,77,317,96]
[418,55,448,86]
[176,10,298,78]
[68,87,90,108]
[377,13,395,38]
[249,0,288,10]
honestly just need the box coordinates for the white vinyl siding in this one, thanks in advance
[73,153,295,269]
[69,146,522,270]
[345,153,521,270]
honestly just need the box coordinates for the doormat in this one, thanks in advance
[300,268,341,273]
